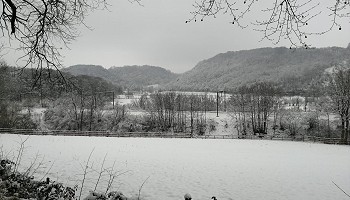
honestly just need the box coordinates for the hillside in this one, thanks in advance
[64,65,179,89]
[0,66,122,102]
[62,65,111,78]
[167,46,350,92]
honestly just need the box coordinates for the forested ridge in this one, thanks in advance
[62,46,350,94]
[167,46,350,92]
[64,65,179,90]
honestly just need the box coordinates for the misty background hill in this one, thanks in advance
[64,45,350,93]
[63,65,179,89]
[167,46,350,92]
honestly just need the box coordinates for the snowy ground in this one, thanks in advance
[0,134,349,200]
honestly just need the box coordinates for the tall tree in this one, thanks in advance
[328,66,350,142]
[230,82,280,135]
[229,86,249,136]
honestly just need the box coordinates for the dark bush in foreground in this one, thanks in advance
[0,159,75,200]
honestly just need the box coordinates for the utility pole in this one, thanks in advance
[217,91,224,117]
[217,91,219,117]
[223,91,226,112]
[112,92,115,109]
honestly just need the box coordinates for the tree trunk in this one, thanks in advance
[345,117,349,142]
[341,118,345,140]
[89,96,94,131]
[327,113,331,138]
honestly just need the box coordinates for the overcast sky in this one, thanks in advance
[3,0,350,73]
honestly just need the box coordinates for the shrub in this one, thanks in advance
[0,101,37,129]
[0,159,75,199]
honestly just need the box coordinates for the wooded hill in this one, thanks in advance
[0,66,122,102]
[167,45,350,93]
[63,65,179,90]
[62,45,350,94]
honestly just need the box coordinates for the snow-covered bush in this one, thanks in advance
[0,158,75,199]
[0,101,37,129]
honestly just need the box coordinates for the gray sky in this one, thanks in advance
[3,0,350,73]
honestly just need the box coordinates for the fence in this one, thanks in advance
[0,128,348,145]
[196,134,349,144]
[0,128,192,138]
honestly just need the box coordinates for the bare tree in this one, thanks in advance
[229,87,249,136]
[315,96,334,137]
[187,0,349,47]
[247,82,278,135]
[328,66,350,142]
[0,0,110,83]
[2,0,347,78]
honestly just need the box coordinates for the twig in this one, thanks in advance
[14,136,30,172]
[104,161,130,195]
[332,181,350,198]
[94,153,108,191]
[39,160,55,182]
[29,156,47,177]
[23,151,40,176]
[138,176,150,200]
[79,148,95,200]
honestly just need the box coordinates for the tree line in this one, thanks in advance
[1,62,349,142]
[228,66,350,142]
[0,64,123,130]
[136,92,219,135]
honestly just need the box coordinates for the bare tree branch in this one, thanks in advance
[0,0,108,82]
[187,0,350,47]
[138,176,150,200]
[332,181,350,198]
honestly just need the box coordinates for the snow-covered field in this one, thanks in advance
[0,134,349,200]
